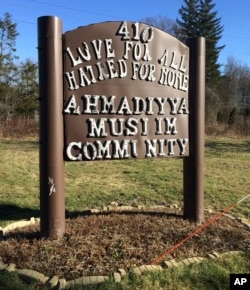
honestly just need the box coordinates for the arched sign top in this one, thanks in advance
[63,21,189,92]
[63,21,190,161]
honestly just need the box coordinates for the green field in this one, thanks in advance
[0,138,249,224]
[0,138,249,289]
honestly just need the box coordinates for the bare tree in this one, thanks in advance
[141,15,180,38]
[217,57,250,135]
[0,12,19,116]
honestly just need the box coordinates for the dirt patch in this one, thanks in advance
[0,209,249,281]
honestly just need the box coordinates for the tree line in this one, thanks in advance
[0,0,249,135]
[0,12,38,118]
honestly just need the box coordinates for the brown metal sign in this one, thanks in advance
[63,21,189,161]
[38,16,205,238]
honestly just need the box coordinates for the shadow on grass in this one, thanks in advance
[0,203,40,223]
[0,202,183,225]
[0,270,38,290]
[205,139,250,154]
[0,203,184,224]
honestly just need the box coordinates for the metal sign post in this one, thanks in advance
[183,37,206,222]
[38,16,65,238]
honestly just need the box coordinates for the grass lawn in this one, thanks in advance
[0,138,249,223]
[0,137,249,289]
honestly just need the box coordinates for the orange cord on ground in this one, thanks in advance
[151,194,249,265]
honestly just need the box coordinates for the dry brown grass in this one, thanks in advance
[0,116,39,139]
[0,209,249,281]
